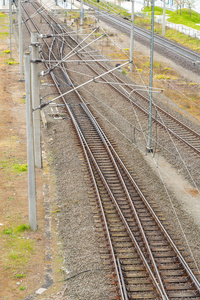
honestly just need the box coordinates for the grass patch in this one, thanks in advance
[0,32,9,38]
[3,49,10,54]
[143,6,200,30]
[14,224,30,234]
[13,163,28,172]
[4,58,19,65]
[19,98,26,104]
[0,12,7,17]
[3,236,34,269]
[1,160,28,174]
[15,273,26,279]
[3,228,13,235]
[1,223,34,275]
[144,6,172,16]
[167,9,200,30]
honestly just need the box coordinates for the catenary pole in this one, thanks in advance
[18,0,23,80]
[80,0,83,33]
[24,52,37,231]
[9,0,12,59]
[147,0,155,152]
[162,0,166,37]
[31,32,42,168]
[130,0,134,72]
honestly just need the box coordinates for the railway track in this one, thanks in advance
[22,0,200,157]
[19,2,200,298]
[83,1,200,67]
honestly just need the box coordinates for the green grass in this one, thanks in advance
[0,32,9,38]
[15,273,26,278]
[1,160,28,174]
[13,163,28,172]
[143,6,200,30]
[3,49,10,54]
[14,224,30,234]
[167,9,200,30]
[0,12,7,18]
[2,229,34,270]
[4,58,19,65]
[144,6,171,16]
[3,228,13,235]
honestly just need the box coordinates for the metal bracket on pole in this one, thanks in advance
[24,52,37,231]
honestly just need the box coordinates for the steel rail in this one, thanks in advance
[26,1,200,158]
[86,105,200,293]
[85,2,200,63]
[20,5,130,298]
[67,105,126,300]
[69,106,167,299]
[117,258,129,300]
[33,2,200,144]
[81,103,169,298]
[19,3,199,296]
[22,2,69,83]
[20,4,153,298]
[43,17,200,155]
[22,7,166,297]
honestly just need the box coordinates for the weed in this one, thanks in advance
[3,49,10,54]
[3,228,13,234]
[13,163,28,172]
[14,224,30,234]
[15,273,25,278]
[0,12,7,18]
[0,32,9,39]
[10,250,18,260]
[19,99,26,104]
[20,287,26,290]
[122,69,127,75]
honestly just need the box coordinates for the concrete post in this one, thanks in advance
[162,0,166,37]
[147,0,155,153]
[24,52,37,231]
[80,0,83,33]
[9,0,12,59]
[31,32,42,168]
[130,0,134,72]
[18,0,23,80]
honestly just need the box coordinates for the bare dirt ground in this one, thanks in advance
[0,12,60,300]
[1,7,200,300]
